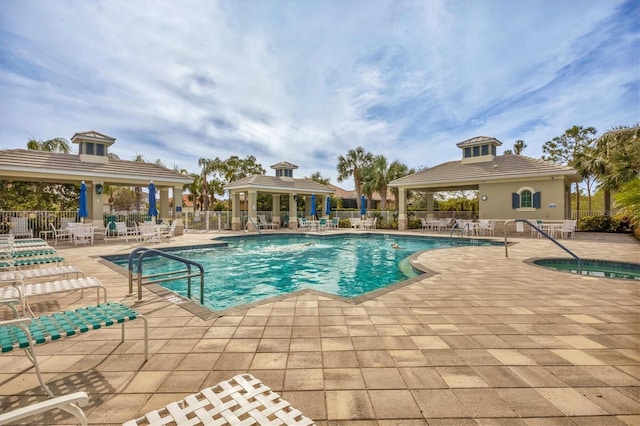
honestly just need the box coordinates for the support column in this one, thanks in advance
[173,186,184,235]
[272,194,280,226]
[289,193,297,229]
[89,181,104,225]
[398,188,407,230]
[159,188,169,220]
[247,190,258,231]
[231,191,241,231]
[426,192,434,218]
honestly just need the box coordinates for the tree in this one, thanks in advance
[308,172,330,185]
[362,155,392,210]
[588,125,640,213]
[542,125,596,212]
[1,136,79,211]
[336,146,373,211]
[387,161,415,208]
[132,154,148,211]
[27,136,71,153]
[503,140,527,155]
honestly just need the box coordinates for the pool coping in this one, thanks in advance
[97,233,495,320]
[524,256,640,281]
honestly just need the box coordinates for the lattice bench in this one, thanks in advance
[125,373,314,426]
[1,301,148,396]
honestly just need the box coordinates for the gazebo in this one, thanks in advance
[389,136,580,230]
[0,131,193,234]
[224,161,334,230]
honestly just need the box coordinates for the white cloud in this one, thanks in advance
[0,0,637,188]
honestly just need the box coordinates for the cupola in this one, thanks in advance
[71,130,115,164]
[270,161,298,179]
[456,136,502,164]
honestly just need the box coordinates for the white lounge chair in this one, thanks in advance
[0,392,89,425]
[124,373,313,426]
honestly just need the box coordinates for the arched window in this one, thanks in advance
[512,187,541,210]
[520,190,532,208]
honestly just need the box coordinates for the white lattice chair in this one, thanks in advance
[125,373,314,426]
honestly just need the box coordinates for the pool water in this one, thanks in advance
[110,234,491,311]
[534,258,640,280]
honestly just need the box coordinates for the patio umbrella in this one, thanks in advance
[325,196,331,216]
[360,194,366,217]
[310,194,316,219]
[148,181,158,219]
[78,181,88,221]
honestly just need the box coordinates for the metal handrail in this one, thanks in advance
[127,247,205,303]
[245,216,262,235]
[450,221,470,239]
[504,219,582,267]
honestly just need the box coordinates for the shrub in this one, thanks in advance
[578,215,631,233]
[407,218,421,230]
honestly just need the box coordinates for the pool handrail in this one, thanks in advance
[450,221,470,239]
[504,219,582,268]
[245,216,262,235]
[127,247,205,303]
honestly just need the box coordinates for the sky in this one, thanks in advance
[1,0,638,190]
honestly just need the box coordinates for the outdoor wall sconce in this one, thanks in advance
[481,195,488,201]
[95,184,103,195]
[293,195,298,201]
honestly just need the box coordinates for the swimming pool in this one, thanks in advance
[107,234,492,311]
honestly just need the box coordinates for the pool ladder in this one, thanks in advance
[127,247,205,304]
[504,219,582,268]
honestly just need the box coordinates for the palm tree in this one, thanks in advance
[198,158,214,210]
[308,172,329,185]
[362,155,390,210]
[27,137,71,153]
[132,154,147,211]
[387,161,414,208]
[336,147,373,212]
[589,125,640,213]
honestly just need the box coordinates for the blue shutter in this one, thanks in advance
[533,192,541,209]
[512,193,519,209]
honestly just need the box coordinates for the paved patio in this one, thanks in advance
[1,229,639,425]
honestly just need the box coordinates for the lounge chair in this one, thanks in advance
[0,300,148,397]
[124,373,313,426]
[0,392,89,425]
[297,217,311,230]
[72,225,94,246]
[0,276,107,316]
[10,217,33,239]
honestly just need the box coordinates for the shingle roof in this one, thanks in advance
[389,154,579,188]
[455,136,502,148]
[270,161,298,170]
[224,175,334,194]
[0,149,192,185]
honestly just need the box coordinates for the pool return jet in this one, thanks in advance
[504,219,582,269]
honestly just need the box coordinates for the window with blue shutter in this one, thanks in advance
[533,192,541,209]
[512,193,520,209]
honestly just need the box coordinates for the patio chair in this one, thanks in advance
[328,217,340,229]
[73,225,94,246]
[0,299,148,397]
[420,217,428,230]
[10,217,33,239]
[317,217,327,231]
[258,215,273,229]
[161,220,177,241]
[349,217,361,229]
[559,220,577,239]
[0,392,89,425]
[124,373,313,426]
[50,222,71,246]
[297,217,311,230]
